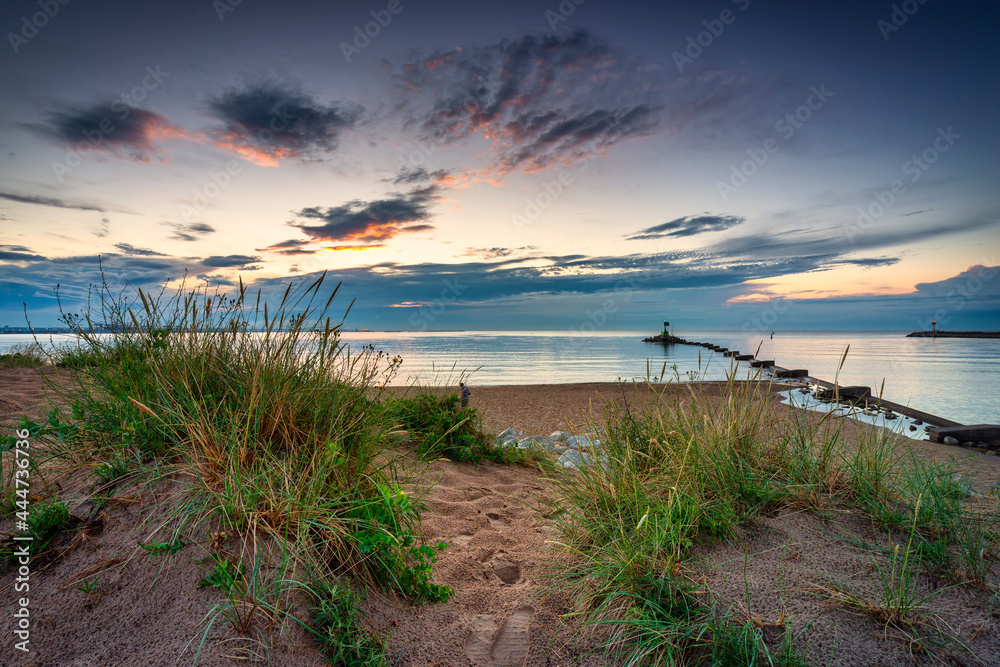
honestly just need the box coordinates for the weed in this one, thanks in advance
[309,580,387,666]
[198,555,244,594]
[77,577,99,594]
[2,499,73,560]
[140,538,187,555]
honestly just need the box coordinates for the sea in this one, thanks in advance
[2,330,998,426]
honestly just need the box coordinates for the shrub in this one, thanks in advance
[385,393,526,464]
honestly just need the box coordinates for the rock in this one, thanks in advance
[568,435,601,450]
[556,448,606,469]
[498,427,517,441]
[913,420,923,426]
[950,474,974,498]
[557,449,587,469]
[548,431,573,443]
[908,425,917,432]
[516,436,561,452]
[943,436,960,445]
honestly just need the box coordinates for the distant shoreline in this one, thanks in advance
[906,331,1000,338]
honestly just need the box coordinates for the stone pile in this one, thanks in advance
[495,428,607,469]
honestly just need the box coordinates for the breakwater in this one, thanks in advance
[906,331,1000,338]
[642,332,1000,448]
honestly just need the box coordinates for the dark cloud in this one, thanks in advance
[167,222,216,242]
[391,167,452,185]
[394,31,663,176]
[840,256,900,269]
[0,190,106,213]
[269,185,439,251]
[0,247,46,261]
[32,105,183,162]
[114,243,166,256]
[915,265,1000,297]
[256,238,315,255]
[207,82,361,165]
[202,255,262,268]
[627,214,745,240]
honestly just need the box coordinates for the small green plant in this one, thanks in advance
[93,451,134,487]
[309,580,388,666]
[709,618,762,666]
[77,577,99,594]
[348,483,453,603]
[2,499,73,560]
[198,555,244,594]
[140,538,186,555]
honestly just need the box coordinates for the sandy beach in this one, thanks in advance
[3,369,1000,666]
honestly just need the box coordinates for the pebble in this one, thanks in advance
[943,436,960,445]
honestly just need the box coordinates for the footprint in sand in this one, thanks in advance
[485,512,508,529]
[491,557,522,585]
[464,606,535,666]
[464,614,498,664]
[491,605,535,666]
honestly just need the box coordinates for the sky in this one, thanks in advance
[1,0,998,332]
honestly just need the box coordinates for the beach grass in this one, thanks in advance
[548,374,999,664]
[13,274,467,660]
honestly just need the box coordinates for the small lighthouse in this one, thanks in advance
[932,320,937,335]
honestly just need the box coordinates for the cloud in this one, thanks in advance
[463,246,538,260]
[627,214,745,240]
[393,31,663,176]
[391,166,453,185]
[0,190,106,213]
[33,104,190,162]
[0,244,46,261]
[202,255,262,268]
[268,185,440,252]
[114,243,166,256]
[167,222,216,242]
[914,264,1000,298]
[207,82,361,166]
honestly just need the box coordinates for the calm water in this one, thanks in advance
[3,330,998,425]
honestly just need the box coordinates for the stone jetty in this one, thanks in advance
[906,331,1000,338]
[640,329,1000,450]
